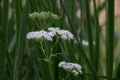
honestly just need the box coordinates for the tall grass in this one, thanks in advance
[0,0,119,80]
[0,0,9,80]
[106,0,114,77]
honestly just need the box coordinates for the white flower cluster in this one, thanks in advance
[26,27,73,41]
[26,30,53,41]
[58,61,82,76]
[48,27,73,40]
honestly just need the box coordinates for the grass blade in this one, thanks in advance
[106,0,114,77]
[84,0,94,64]
[0,0,9,79]
[93,0,100,72]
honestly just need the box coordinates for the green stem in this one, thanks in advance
[40,41,47,58]
[49,37,60,60]
[51,37,60,54]
[33,19,40,29]
[65,71,71,80]
[47,62,55,80]
[39,42,54,80]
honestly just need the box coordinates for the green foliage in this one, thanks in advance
[0,0,119,80]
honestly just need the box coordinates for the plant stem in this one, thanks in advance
[65,71,71,80]
[50,37,60,54]
[40,41,47,58]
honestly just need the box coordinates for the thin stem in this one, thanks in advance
[40,41,47,58]
[33,19,40,29]
[51,37,60,54]
[49,37,60,60]
[65,71,71,80]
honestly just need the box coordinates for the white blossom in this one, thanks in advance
[27,27,74,41]
[26,30,53,41]
[58,61,82,76]
[48,27,74,40]
[57,30,73,40]
[48,27,60,33]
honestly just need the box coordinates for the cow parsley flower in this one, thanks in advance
[58,61,82,76]
[26,30,53,41]
[29,11,60,20]
[29,12,40,19]
[48,27,60,32]
[48,27,74,40]
[57,30,73,40]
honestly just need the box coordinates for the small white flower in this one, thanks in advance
[58,61,82,76]
[57,30,73,40]
[58,61,66,68]
[26,31,40,39]
[26,30,53,41]
[72,70,79,76]
[48,27,60,33]
[48,27,74,40]
[48,31,56,37]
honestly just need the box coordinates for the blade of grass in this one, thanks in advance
[14,0,22,47]
[13,0,29,79]
[93,0,100,72]
[84,0,94,64]
[106,0,114,77]
[17,1,29,79]
[12,0,22,79]
[0,0,9,79]
[29,0,38,12]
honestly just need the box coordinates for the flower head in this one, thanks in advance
[48,27,74,40]
[29,11,60,20]
[29,12,40,19]
[57,30,73,40]
[26,30,53,41]
[58,61,82,76]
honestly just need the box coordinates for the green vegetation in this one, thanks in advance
[0,0,119,80]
